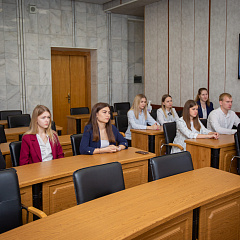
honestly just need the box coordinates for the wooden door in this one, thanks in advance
[51,50,91,134]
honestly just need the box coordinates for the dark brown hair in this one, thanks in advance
[88,102,116,143]
[183,100,201,132]
[195,88,210,107]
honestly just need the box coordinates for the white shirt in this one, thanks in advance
[100,140,109,148]
[157,108,179,125]
[36,134,53,162]
[207,107,240,134]
[202,108,207,119]
[171,117,211,153]
[125,110,157,140]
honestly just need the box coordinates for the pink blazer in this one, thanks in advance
[19,134,64,166]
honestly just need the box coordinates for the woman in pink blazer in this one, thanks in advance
[19,105,64,165]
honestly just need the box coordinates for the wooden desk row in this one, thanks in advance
[0,135,73,168]
[1,167,240,240]
[14,147,155,216]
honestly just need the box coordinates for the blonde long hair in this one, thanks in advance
[25,105,57,144]
[161,94,175,118]
[130,94,148,120]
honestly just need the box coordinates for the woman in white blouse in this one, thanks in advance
[171,100,219,153]
[157,94,179,125]
[125,94,160,145]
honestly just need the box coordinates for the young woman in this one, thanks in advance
[80,102,128,155]
[171,100,219,153]
[125,94,160,143]
[157,94,179,125]
[19,105,64,165]
[195,88,214,119]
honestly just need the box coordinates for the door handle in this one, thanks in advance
[66,93,70,103]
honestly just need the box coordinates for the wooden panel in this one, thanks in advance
[67,117,76,134]
[61,144,72,157]
[42,176,76,215]
[81,118,89,133]
[220,146,237,173]
[51,54,70,135]
[199,192,240,240]
[5,154,12,168]
[122,160,148,189]
[131,132,149,152]
[186,144,211,169]
[20,186,33,224]
[132,211,193,240]
[6,135,19,142]
[155,134,165,156]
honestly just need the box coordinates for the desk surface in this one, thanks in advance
[1,167,240,240]
[185,134,234,149]
[14,147,155,188]
[130,126,164,135]
[0,135,71,156]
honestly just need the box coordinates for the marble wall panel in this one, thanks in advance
[122,62,128,83]
[5,59,19,85]
[112,39,122,62]
[3,3,17,32]
[49,0,61,10]
[26,85,40,113]
[25,33,39,60]
[38,9,50,34]
[38,35,51,60]
[75,2,86,13]
[209,0,226,108]
[112,61,122,83]
[97,61,108,84]
[25,59,39,86]
[0,86,7,109]
[122,83,128,101]
[0,59,6,85]
[111,14,122,39]
[122,40,128,63]
[86,13,97,38]
[91,83,98,106]
[98,83,108,102]
[134,42,143,63]
[97,14,106,28]
[39,60,51,85]
[6,85,21,109]
[194,0,209,93]
[37,0,50,9]
[61,10,73,36]
[180,0,194,105]
[112,82,122,103]
[4,31,18,59]
[134,21,143,43]
[128,42,134,64]
[0,3,4,32]
[61,0,72,11]
[97,38,107,62]
[87,37,97,48]
[39,85,52,110]
[128,21,134,43]
[122,16,128,41]
[49,9,61,35]
[169,0,181,106]
[24,11,38,34]
[76,12,86,37]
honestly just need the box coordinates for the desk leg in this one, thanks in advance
[20,186,33,224]
[148,135,155,153]
[211,148,220,169]
[76,119,81,134]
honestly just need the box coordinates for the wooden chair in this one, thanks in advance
[73,162,125,204]
[0,168,47,234]
[150,151,193,180]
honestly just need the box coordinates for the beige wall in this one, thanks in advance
[145,0,240,111]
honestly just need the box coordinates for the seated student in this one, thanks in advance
[19,105,64,165]
[207,93,240,134]
[157,94,179,125]
[171,100,219,153]
[195,88,214,119]
[80,102,128,155]
[125,94,160,145]
[0,150,6,169]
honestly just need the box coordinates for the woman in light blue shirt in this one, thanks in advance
[125,94,159,145]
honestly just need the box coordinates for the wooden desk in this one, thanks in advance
[185,134,237,173]
[67,112,117,134]
[5,126,63,142]
[0,120,8,128]
[2,167,240,240]
[131,127,165,156]
[14,147,155,216]
[0,135,72,168]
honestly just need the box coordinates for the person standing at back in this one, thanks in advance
[195,88,214,119]
[207,93,240,134]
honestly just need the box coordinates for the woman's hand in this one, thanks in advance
[148,123,160,130]
[104,145,118,153]
[208,132,219,140]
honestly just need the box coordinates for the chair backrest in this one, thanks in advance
[0,124,7,143]
[51,121,56,131]
[0,150,6,169]
[234,130,240,175]
[73,162,125,204]
[200,118,207,128]
[117,109,128,116]
[110,106,114,120]
[114,102,130,112]
[70,134,83,156]
[70,107,89,115]
[7,114,31,128]
[0,110,22,120]
[9,141,22,167]
[0,168,22,234]
[177,109,183,117]
[150,151,194,180]
[163,122,177,154]
[115,115,128,133]
[150,109,157,120]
